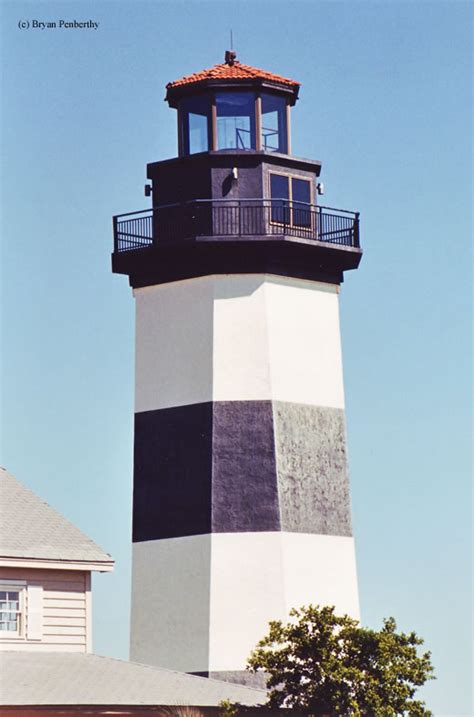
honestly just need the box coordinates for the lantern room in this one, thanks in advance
[166,51,299,156]
[112,53,362,288]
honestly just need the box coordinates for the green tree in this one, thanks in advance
[219,699,241,717]
[247,605,435,716]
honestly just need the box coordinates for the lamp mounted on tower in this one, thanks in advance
[112,52,362,687]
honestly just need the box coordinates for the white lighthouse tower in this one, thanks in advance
[112,52,362,685]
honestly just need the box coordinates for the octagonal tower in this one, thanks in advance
[112,52,362,686]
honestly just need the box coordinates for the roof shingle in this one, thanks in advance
[0,468,113,567]
[167,59,299,91]
[0,652,266,706]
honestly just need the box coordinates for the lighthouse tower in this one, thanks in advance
[112,52,362,685]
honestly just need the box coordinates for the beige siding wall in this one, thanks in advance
[0,568,90,652]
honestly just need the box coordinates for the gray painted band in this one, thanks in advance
[274,402,352,536]
[133,400,352,540]
[191,670,267,690]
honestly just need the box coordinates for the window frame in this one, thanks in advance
[260,93,288,154]
[215,90,257,151]
[0,582,25,639]
[268,171,315,230]
[179,93,212,156]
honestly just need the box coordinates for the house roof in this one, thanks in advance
[0,652,266,706]
[0,468,114,570]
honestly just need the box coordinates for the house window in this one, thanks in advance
[0,590,22,634]
[269,173,313,228]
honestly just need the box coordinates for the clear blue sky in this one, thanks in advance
[1,1,472,714]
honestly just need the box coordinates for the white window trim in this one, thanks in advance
[0,579,44,642]
[26,584,43,640]
[0,579,26,640]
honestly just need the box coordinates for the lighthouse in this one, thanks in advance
[112,52,362,685]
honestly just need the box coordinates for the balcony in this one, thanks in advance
[112,199,361,287]
[113,200,360,252]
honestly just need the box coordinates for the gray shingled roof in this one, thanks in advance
[0,468,113,566]
[0,652,266,706]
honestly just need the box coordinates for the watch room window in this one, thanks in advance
[270,174,312,227]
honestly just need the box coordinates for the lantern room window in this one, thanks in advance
[177,86,293,156]
[181,94,210,155]
[216,92,256,150]
[261,93,288,153]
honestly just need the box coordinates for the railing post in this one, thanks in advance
[113,216,118,252]
[193,202,198,238]
[354,212,360,248]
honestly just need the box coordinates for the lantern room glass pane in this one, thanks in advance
[181,95,210,155]
[189,113,208,154]
[216,92,256,150]
[261,93,287,153]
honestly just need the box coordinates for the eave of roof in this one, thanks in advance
[166,58,300,105]
[0,556,114,572]
[167,60,299,88]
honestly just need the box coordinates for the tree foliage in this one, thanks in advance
[218,700,240,717]
[247,605,434,716]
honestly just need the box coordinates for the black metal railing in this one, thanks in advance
[112,212,152,252]
[113,200,360,253]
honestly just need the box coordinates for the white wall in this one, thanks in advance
[134,274,344,412]
[134,278,214,412]
[0,568,90,653]
[131,533,359,673]
[130,535,212,671]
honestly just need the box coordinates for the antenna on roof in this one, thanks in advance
[230,29,233,50]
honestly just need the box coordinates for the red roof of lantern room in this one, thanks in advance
[166,52,300,104]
